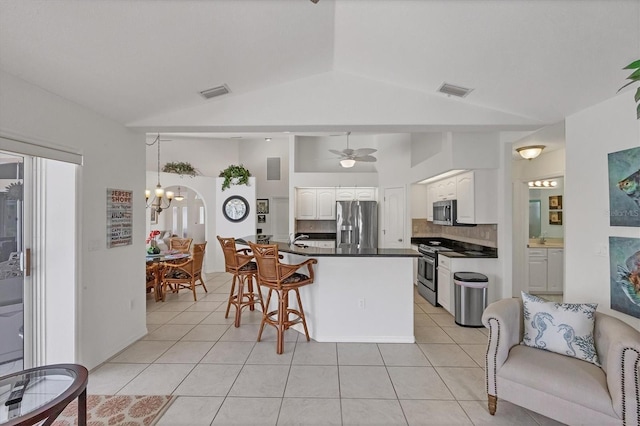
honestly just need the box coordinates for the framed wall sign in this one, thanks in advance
[107,188,133,248]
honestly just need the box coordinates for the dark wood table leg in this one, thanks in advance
[78,387,87,425]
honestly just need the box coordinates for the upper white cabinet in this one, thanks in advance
[435,178,457,201]
[335,187,378,201]
[426,170,497,224]
[426,184,438,221]
[296,188,336,219]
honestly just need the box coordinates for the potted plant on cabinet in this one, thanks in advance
[619,59,640,119]
[219,164,252,191]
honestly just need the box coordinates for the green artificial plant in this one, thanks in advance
[618,59,640,119]
[162,161,198,177]
[219,164,251,191]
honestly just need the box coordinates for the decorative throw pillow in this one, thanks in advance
[521,292,600,366]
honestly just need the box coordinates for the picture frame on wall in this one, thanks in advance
[257,214,266,223]
[608,146,640,227]
[256,199,269,214]
[549,211,563,225]
[549,195,563,210]
[150,208,158,224]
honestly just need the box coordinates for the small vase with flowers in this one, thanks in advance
[146,230,161,254]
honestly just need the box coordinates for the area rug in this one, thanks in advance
[52,394,175,426]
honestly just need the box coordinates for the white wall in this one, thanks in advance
[146,136,239,178]
[565,92,640,329]
[239,137,290,198]
[0,70,145,369]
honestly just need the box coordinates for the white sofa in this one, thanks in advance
[482,298,640,426]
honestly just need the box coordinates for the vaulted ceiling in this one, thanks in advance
[1,0,638,134]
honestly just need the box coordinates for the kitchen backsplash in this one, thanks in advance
[296,220,337,233]
[412,219,498,248]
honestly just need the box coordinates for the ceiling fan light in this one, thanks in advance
[516,145,545,160]
[340,159,356,168]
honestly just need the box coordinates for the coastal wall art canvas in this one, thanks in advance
[608,146,640,227]
[609,236,640,319]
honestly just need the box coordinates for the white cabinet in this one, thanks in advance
[306,240,336,248]
[437,255,452,313]
[335,187,377,201]
[426,170,497,224]
[296,188,336,219]
[455,172,475,223]
[547,249,564,292]
[426,184,437,221]
[435,178,457,201]
[411,244,419,284]
[317,188,336,219]
[527,248,564,293]
[528,249,548,293]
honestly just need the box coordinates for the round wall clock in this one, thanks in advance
[222,195,250,222]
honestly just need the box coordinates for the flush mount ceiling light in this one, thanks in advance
[265,137,272,142]
[516,145,545,160]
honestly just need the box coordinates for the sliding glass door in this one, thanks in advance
[0,152,24,374]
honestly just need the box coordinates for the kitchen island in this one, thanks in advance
[238,236,421,343]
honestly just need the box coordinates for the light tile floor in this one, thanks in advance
[89,272,566,426]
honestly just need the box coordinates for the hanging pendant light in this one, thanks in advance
[174,186,185,201]
[145,134,174,213]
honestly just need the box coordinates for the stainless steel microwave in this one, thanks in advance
[433,199,458,226]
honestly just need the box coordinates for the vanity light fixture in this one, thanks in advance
[516,145,545,160]
[528,180,558,188]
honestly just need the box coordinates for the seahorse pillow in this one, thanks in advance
[521,292,600,366]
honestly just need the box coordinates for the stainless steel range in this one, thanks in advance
[417,243,453,306]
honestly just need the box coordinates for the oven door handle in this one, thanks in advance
[423,256,435,265]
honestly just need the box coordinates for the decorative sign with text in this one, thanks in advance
[107,188,133,248]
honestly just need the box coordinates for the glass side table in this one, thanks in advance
[0,363,88,426]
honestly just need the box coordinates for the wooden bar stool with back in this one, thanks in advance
[217,236,264,327]
[248,242,317,354]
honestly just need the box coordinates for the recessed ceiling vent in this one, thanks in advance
[438,82,473,98]
[199,84,230,99]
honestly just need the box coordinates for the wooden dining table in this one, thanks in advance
[146,252,191,301]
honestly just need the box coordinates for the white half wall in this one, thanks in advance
[565,91,640,329]
[215,177,256,271]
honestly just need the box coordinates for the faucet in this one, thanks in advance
[289,233,309,245]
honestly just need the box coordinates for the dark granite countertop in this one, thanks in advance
[410,237,498,259]
[238,236,420,258]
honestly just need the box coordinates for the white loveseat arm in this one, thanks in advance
[593,312,640,424]
[481,298,523,397]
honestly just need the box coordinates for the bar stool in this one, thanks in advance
[248,242,317,354]
[217,236,264,327]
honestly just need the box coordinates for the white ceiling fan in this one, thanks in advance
[329,132,377,168]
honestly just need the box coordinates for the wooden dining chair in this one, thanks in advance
[146,262,161,302]
[160,243,207,301]
[169,237,193,253]
[217,236,264,327]
[248,242,317,354]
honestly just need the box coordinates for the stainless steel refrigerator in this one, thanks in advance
[336,201,378,249]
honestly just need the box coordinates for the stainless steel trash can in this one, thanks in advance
[454,272,488,327]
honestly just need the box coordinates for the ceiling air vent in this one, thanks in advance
[438,83,473,98]
[199,84,230,99]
